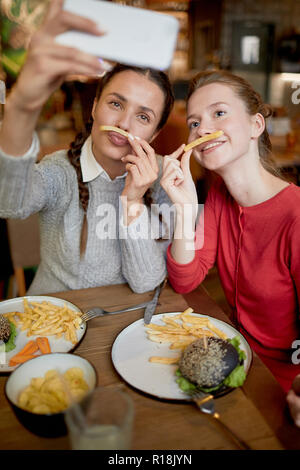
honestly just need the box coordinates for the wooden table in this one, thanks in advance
[1,282,300,450]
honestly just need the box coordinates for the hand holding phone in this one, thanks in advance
[56,0,179,70]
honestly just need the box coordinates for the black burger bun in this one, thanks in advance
[0,316,11,343]
[179,337,239,388]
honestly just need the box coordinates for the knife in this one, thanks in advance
[143,279,166,324]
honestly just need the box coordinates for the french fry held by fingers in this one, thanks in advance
[99,125,129,138]
[146,307,228,365]
[184,130,224,152]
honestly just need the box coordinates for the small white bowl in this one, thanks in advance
[5,353,97,437]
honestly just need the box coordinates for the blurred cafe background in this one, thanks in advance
[0,0,299,307]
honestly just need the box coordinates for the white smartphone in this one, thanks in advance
[56,0,179,71]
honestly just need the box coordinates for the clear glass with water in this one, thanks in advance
[64,386,134,450]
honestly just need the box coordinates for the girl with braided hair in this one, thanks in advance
[67,63,174,257]
[0,0,174,295]
[160,69,300,400]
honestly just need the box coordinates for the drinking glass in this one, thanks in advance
[64,385,134,450]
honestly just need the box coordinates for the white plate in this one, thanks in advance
[0,296,86,373]
[111,312,252,400]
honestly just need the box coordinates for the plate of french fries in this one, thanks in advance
[0,296,86,372]
[111,308,252,400]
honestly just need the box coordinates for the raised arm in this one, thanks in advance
[160,145,218,293]
[0,0,105,157]
[160,144,199,264]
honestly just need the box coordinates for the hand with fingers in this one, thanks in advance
[12,0,107,113]
[160,143,198,216]
[160,144,199,263]
[0,0,108,156]
[121,137,159,225]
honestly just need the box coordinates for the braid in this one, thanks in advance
[67,63,174,250]
[67,118,93,213]
[67,118,93,255]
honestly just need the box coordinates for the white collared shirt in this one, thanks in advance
[80,135,127,183]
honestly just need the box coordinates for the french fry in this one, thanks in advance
[181,324,214,337]
[146,323,181,333]
[167,314,183,320]
[146,309,228,357]
[169,340,195,350]
[31,318,47,331]
[193,330,216,339]
[147,333,173,343]
[181,314,208,324]
[99,125,129,138]
[146,329,185,336]
[181,323,192,332]
[149,356,180,364]
[3,313,18,326]
[67,323,77,344]
[184,131,224,152]
[181,307,194,315]
[206,321,228,340]
[5,300,83,344]
[162,317,183,329]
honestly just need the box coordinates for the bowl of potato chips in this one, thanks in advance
[5,353,97,437]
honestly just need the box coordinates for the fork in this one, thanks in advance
[81,300,151,322]
[191,390,251,450]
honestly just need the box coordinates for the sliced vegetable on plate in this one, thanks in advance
[9,337,52,366]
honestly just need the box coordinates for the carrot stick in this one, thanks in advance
[9,354,37,366]
[36,337,51,354]
[8,340,39,366]
[8,337,51,367]
[17,340,39,356]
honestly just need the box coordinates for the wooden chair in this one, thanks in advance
[6,214,40,297]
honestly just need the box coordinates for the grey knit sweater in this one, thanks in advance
[0,135,173,295]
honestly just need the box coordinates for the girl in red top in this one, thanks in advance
[160,70,300,419]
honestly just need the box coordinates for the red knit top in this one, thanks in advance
[167,178,300,392]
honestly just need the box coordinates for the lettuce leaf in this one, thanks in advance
[175,370,197,392]
[223,364,246,388]
[228,336,246,362]
[5,322,17,352]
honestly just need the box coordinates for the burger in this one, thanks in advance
[176,336,246,393]
[0,316,17,352]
